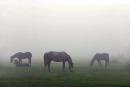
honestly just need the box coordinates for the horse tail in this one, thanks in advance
[44,53,48,67]
[107,54,109,64]
[27,52,32,66]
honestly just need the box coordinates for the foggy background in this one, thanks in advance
[0,0,130,63]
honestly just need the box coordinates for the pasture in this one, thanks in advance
[0,61,129,87]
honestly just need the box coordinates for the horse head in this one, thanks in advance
[14,60,17,64]
[10,55,15,63]
[90,60,94,66]
[68,59,74,72]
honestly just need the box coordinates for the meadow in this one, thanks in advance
[0,61,129,87]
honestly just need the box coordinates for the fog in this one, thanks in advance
[0,0,130,62]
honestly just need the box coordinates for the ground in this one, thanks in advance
[0,62,129,87]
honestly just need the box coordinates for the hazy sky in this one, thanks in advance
[0,0,130,61]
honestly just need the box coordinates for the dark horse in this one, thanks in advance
[90,53,109,67]
[10,52,32,66]
[44,51,73,72]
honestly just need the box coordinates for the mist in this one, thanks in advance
[0,0,130,63]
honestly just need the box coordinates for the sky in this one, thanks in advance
[0,0,130,62]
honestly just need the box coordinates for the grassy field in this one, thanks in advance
[0,62,129,87]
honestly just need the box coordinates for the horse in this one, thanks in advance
[10,52,32,66]
[44,51,73,72]
[14,59,30,67]
[90,53,109,67]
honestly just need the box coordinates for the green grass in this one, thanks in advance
[0,63,129,87]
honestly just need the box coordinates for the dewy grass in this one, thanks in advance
[0,63,129,87]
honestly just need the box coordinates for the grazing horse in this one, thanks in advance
[10,52,32,66]
[90,53,109,67]
[44,51,74,72]
[14,60,30,67]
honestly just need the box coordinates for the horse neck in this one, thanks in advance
[90,57,96,66]
[11,55,16,61]
[16,62,19,64]
[105,57,109,64]
[67,57,73,66]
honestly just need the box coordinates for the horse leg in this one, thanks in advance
[44,63,47,72]
[48,62,51,72]
[62,61,65,72]
[98,60,102,66]
[19,59,22,64]
[28,58,31,67]
[105,60,108,68]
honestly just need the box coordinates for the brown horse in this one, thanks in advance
[90,53,109,67]
[44,51,73,72]
[10,52,32,66]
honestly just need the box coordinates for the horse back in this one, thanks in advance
[94,53,109,60]
[15,52,32,58]
[44,51,69,62]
